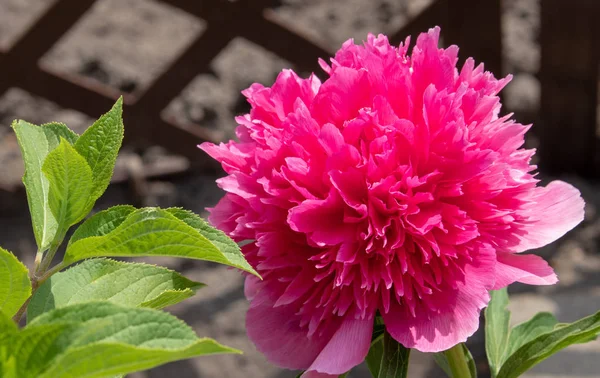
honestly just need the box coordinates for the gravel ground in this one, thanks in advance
[0,0,598,377]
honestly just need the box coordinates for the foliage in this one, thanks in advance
[1,98,258,377]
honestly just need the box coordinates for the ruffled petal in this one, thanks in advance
[382,246,495,352]
[492,252,558,289]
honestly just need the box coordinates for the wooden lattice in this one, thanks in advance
[8,0,596,178]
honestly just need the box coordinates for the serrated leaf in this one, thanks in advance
[0,247,32,318]
[485,288,510,377]
[43,139,94,229]
[22,302,238,378]
[433,344,477,378]
[165,208,258,276]
[64,207,259,276]
[28,258,203,321]
[74,97,124,201]
[139,289,196,309]
[377,331,410,378]
[68,206,136,247]
[12,120,79,250]
[42,122,79,147]
[497,310,600,378]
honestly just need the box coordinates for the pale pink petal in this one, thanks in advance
[493,252,558,289]
[246,301,329,370]
[305,317,373,375]
[510,181,584,252]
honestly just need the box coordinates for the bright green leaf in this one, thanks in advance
[165,208,258,276]
[497,310,600,378]
[377,331,410,378]
[22,302,238,378]
[139,289,196,309]
[64,207,259,276]
[0,310,17,377]
[0,247,32,318]
[434,344,477,378]
[68,205,136,247]
[485,288,510,377]
[0,310,16,335]
[41,122,79,147]
[43,139,94,229]
[504,312,558,359]
[74,97,124,201]
[28,258,203,320]
[11,120,78,250]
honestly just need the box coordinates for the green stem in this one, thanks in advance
[35,229,66,277]
[14,232,68,324]
[444,343,471,378]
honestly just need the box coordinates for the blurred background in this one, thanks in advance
[0,0,599,377]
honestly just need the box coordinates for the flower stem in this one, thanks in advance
[444,343,471,378]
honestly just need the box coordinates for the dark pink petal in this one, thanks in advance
[383,247,495,352]
[312,67,372,126]
[493,252,558,289]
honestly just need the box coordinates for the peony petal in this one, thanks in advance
[510,181,584,252]
[305,316,373,376]
[492,252,558,289]
[383,246,495,352]
[312,67,372,126]
[246,296,330,369]
[288,192,357,246]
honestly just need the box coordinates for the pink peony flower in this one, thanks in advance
[201,27,584,377]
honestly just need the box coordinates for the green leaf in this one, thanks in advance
[23,302,238,378]
[485,288,510,377]
[74,97,124,201]
[68,205,136,247]
[497,310,600,378]
[366,337,384,377]
[504,312,558,359]
[0,310,17,377]
[28,258,203,321]
[64,207,259,276]
[41,122,79,147]
[0,247,32,318]
[434,344,477,378]
[166,208,258,276]
[0,310,17,335]
[43,139,94,229]
[377,331,410,378]
[12,121,79,250]
[12,323,73,377]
